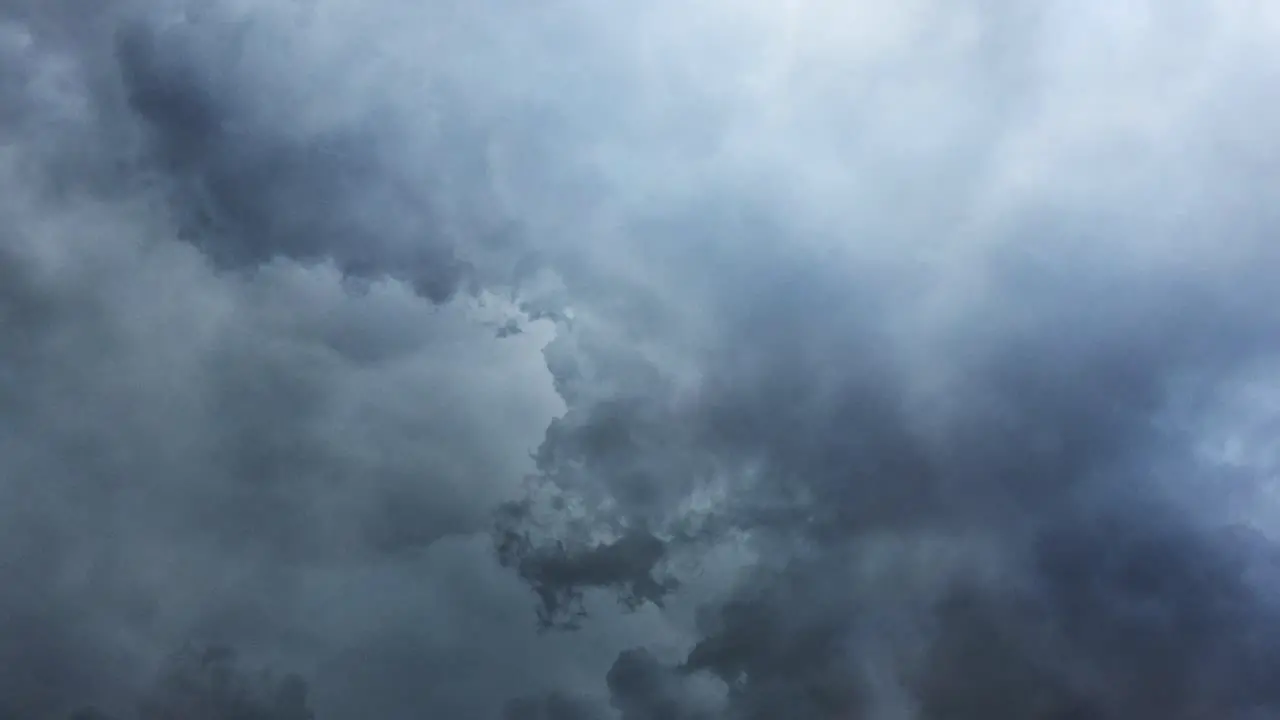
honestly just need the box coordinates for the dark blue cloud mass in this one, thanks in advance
[2,1,1280,719]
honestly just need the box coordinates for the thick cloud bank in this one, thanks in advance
[3,1,1280,719]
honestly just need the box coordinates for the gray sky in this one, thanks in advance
[2,1,1280,719]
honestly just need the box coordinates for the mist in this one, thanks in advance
[2,1,1280,718]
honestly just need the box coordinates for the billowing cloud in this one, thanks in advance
[3,1,1280,719]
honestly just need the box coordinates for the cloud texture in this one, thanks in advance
[3,1,1280,718]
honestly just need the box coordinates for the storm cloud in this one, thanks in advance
[2,1,1280,719]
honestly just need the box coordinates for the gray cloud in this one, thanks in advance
[3,1,1280,719]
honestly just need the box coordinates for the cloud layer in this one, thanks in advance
[3,1,1280,718]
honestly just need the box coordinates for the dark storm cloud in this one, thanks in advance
[0,3,598,717]
[4,1,1280,719]
[110,9,524,303]
[494,4,1280,719]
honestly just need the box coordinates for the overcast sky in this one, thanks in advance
[3,1,1280,719]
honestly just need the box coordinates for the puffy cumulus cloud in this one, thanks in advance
[3,0,1280,719]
